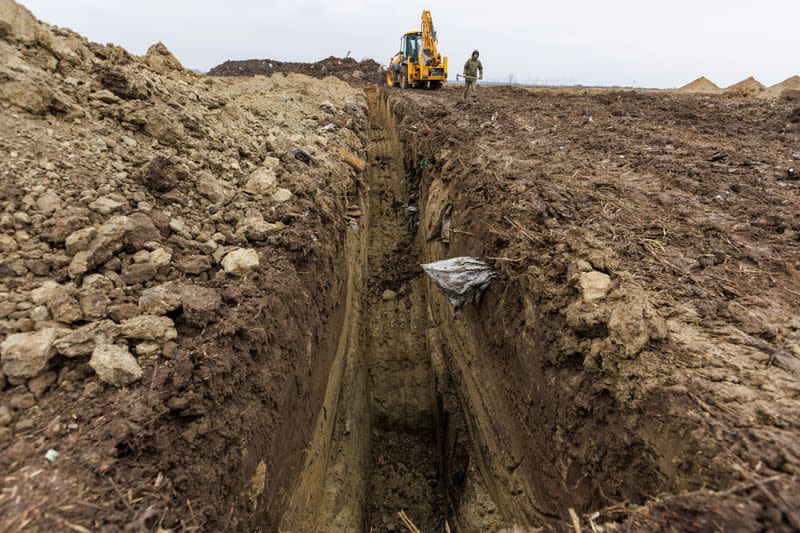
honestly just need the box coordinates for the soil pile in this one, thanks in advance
[769,75,800,97]
[0,0,370,530]
[679,76,720,92]
[725,75,766,95]
[775,75,800,90]
[209,55,383,84]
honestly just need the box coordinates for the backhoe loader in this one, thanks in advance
[386,10,448,89]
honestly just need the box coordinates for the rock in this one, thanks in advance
[352,70,364,80]
[169,218,186,233]
[144,108,186,148]
[0,234,17,253]
[149,247,172,269]
[119,315,177,341]
[47,285,83,324]
[89,344,142,387]
[29,305,49,322]
[0,328,58,378]
[8,391,35,409]
[0,300,15,319]
[272,188,292,203]
[89,196,124,214]
[79,289,110,319]
[0,0,39,45]
[84,216,135,271]
[132,250,151,263]
[221,248,259,276]
[237,217,283,241]
[95,66,149,100]
[143,42,185,74]
[89,89,121,104]
[65,226,97,256]
[54,320,118,357]
[68,251,89,278]
[577,271,612,301]
[382,290,397,301]
[122,262,157,284]
[139,283,183,315]
[108,303,140,323]
[82,274,114,292]
[244,167,277,195]
[36,191,62,214]
[262,156,281,172]
[28,370,57,399]
[125,212,162,251]
[176,254,212,275]
[137,156,188,193]
[134,341,161,356]
[31,280,59,305]
[180,284,221,326]
[0,405,12,426]
[197,172,234,204]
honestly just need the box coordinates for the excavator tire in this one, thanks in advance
[400,66,409,89]
[430,81,443,90]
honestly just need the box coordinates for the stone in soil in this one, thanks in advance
[89,344,142,387]
[1,328,58,379]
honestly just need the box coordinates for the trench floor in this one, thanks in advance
[364,98,445,532]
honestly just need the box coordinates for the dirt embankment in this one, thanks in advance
[0,1,371,530]
[208,55,383,85]
[389,85,800,530]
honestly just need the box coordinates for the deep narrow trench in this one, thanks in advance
[364,94,445,532]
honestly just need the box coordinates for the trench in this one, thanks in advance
[274,89,522,533]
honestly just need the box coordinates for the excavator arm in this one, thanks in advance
[420,10,439,66]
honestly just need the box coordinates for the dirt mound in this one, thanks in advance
[768,75,800,97]
[773,75,800,90]
[679,76,720,92]
[208,55,382,84]
[0,0,371,530]
[725,75,766,95]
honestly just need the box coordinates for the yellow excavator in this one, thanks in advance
[386,10,448,89]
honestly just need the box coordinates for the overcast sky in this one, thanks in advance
[19,0,800,88]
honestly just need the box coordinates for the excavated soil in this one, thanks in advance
[2,1,800,532]
[389,85,800,530]
[208,56,382,85]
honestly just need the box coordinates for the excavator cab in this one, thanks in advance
[403,33,421,63]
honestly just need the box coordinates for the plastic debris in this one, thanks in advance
[421,257,497,309]
[45,449,59,462]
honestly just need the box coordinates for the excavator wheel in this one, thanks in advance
[400,66,409,89]
[430,81,443,90]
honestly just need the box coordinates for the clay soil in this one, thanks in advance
[391,84,800,530]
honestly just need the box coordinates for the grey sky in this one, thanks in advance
[19,0,800,88]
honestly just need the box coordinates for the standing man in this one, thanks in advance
[463,50,483,102]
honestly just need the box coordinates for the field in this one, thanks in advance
[1,1,799,531]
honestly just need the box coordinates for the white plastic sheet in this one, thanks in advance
[421,257,497,309]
